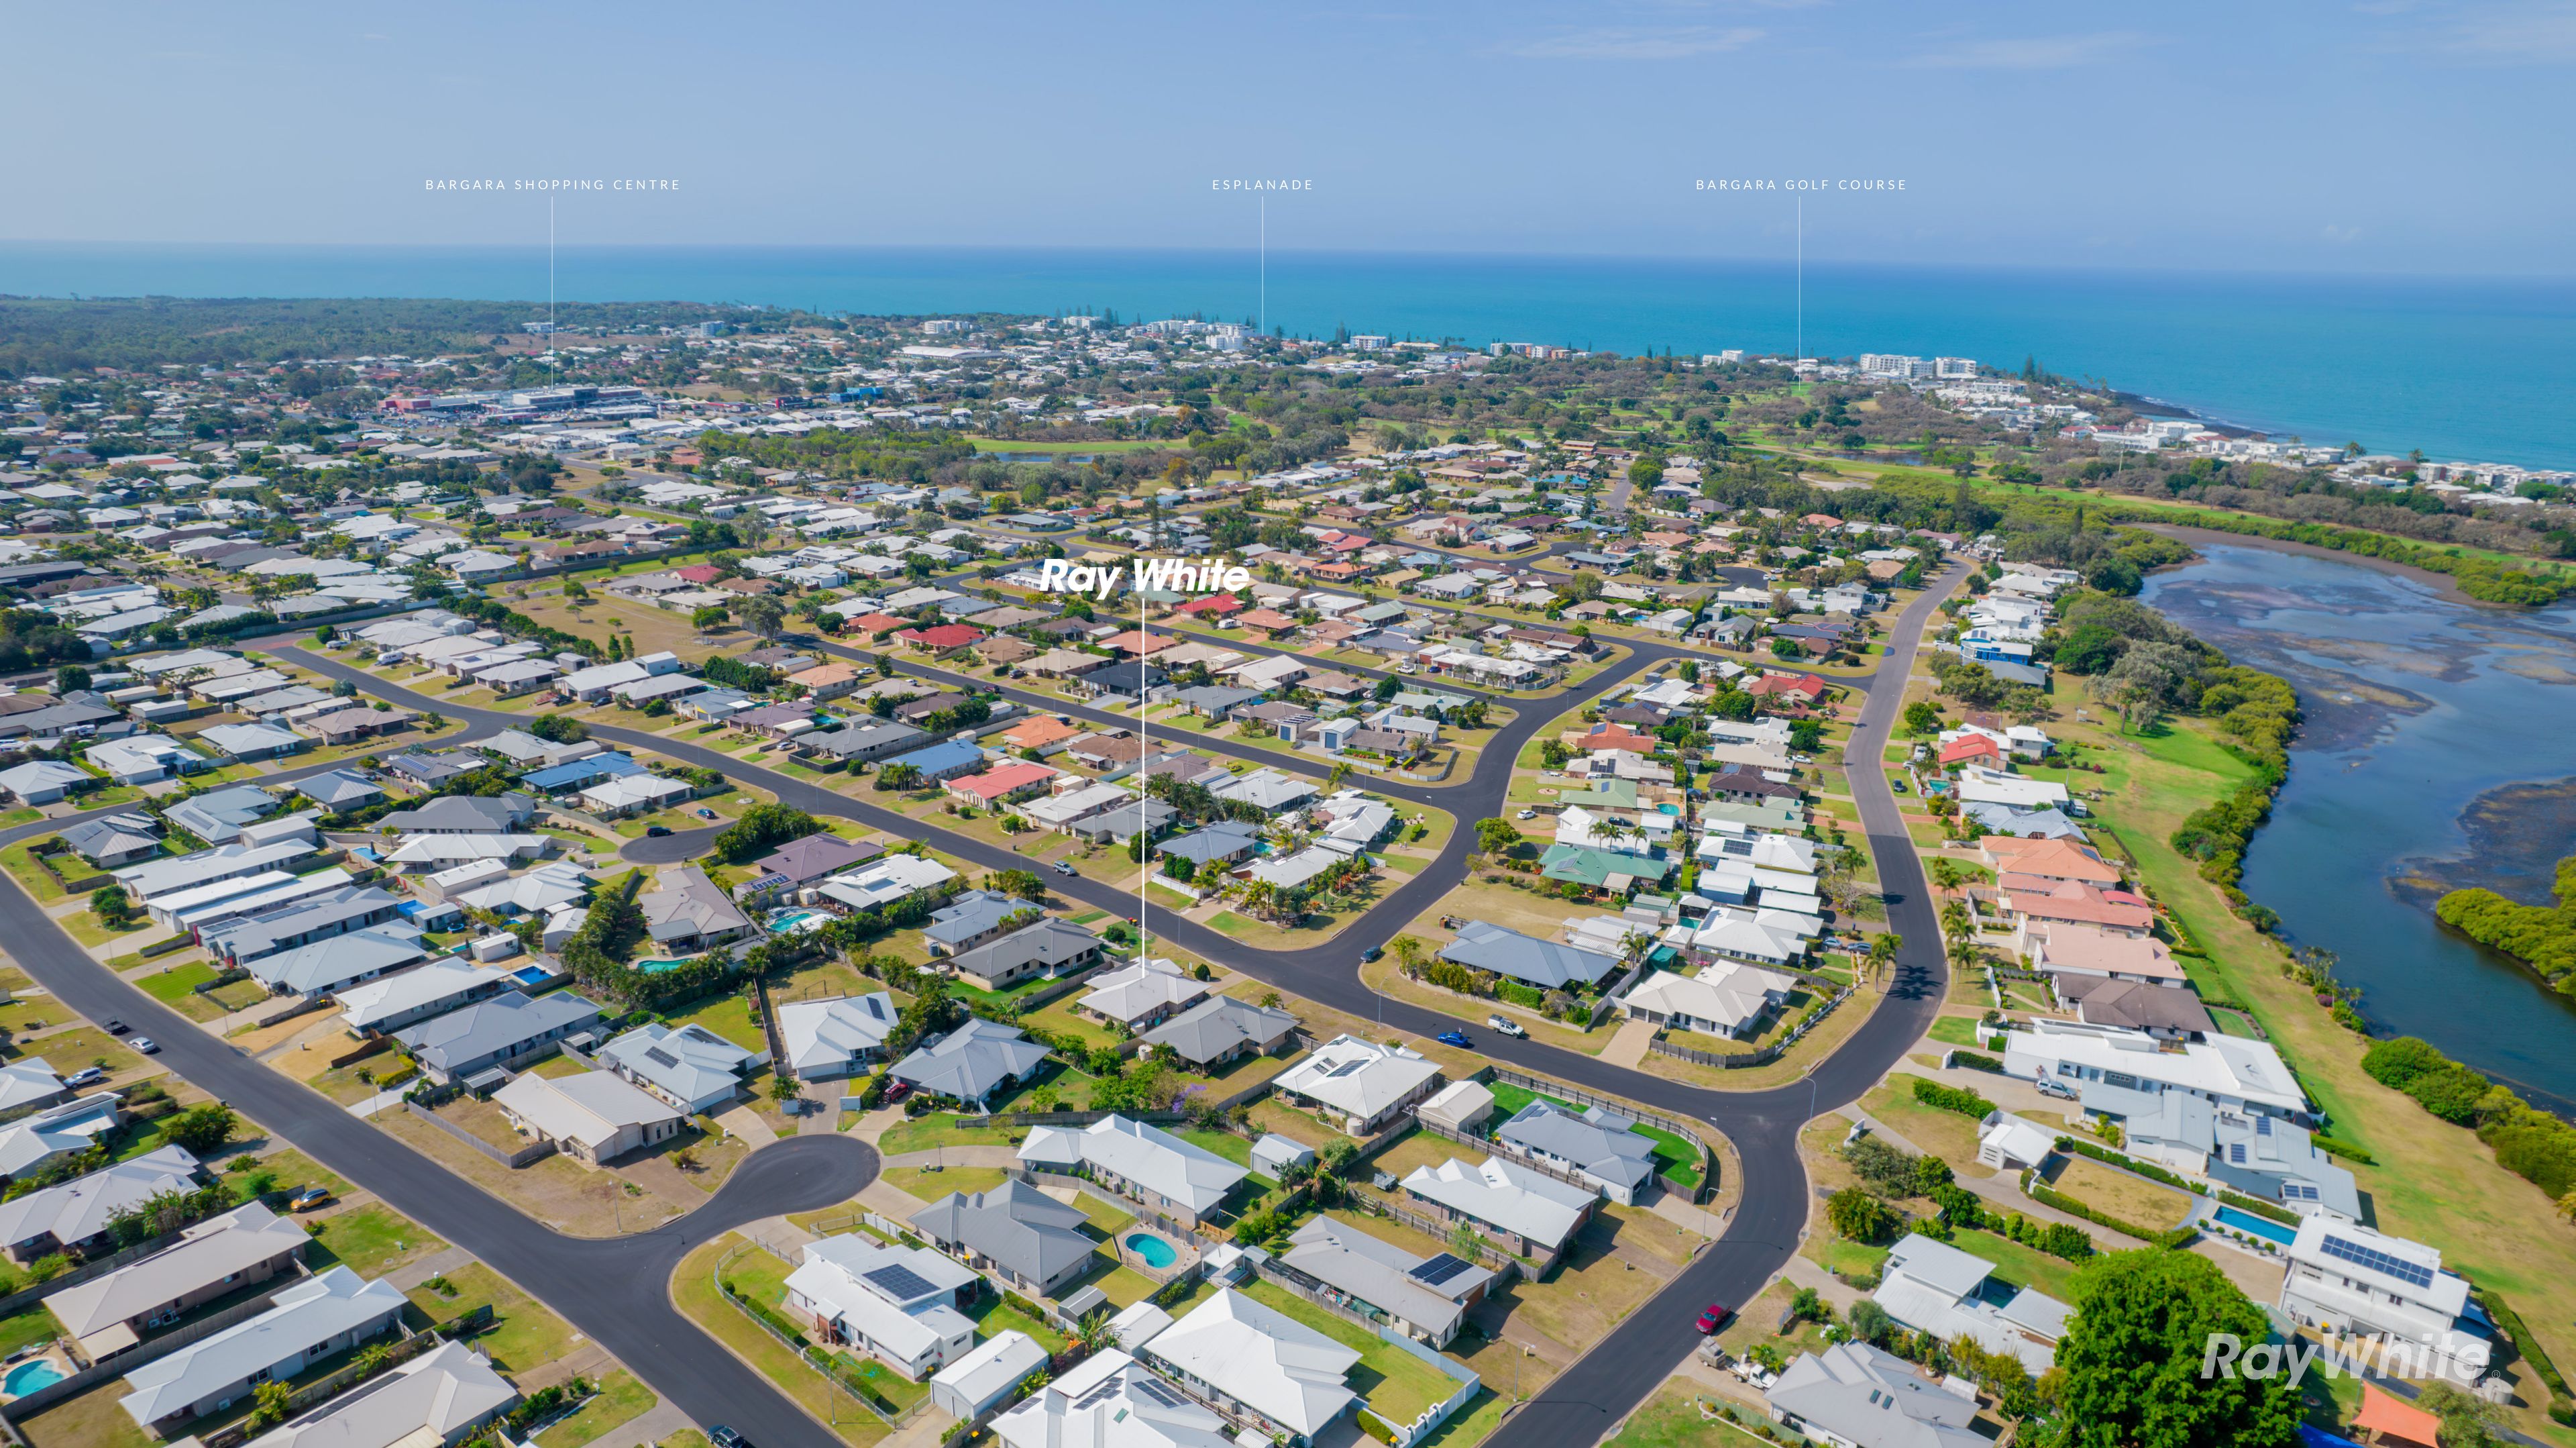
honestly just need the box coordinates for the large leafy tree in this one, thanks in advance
[2047,1249,2300,1448]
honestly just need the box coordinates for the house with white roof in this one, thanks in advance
[1018,1114,1248,1227]
[1273,1035,1444,1135]
[1870,1233,2069,1376]
[598,1022,763,1114]
[492,1070,684,1166]
[0,1094,127,1179]
[1399,1156,1596,1270]
[775,993,900,1081]
[337,962,515,1035]
[118,1267,407,1435]
[993,1348,1233,1448]
[785,1235,981,1380]
[930,1329,1051,1422]
[2000,1018,2310,1122]
[2279,1217,2491,1384]
[0,1145,202,1262]
[1616,960,1796,1039]
[240,1338,517,1448]
[1078,956,1210,1031]
[1765,1343,1986,1448]
[1137,1288,1359,1447]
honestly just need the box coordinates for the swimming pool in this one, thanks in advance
[2212,1205,2297,1246]
[5,1359,65,1395]
[635,958,696,974]
[1124,1233,1177,1269]
[768,909,828,935]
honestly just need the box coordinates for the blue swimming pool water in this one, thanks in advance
[635,958,694,974]
[2212,1205,2297,1246]
[1124,1233,1177,1269]
[768,909,827,935]
[5,1360,66,1395]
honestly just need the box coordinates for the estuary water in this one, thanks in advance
[2140,542,2576,1115]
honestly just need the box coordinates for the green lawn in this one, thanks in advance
[967,1293,1069,1353]
[539,1370,657,1448]
[884,1165,1008,1199]
[0,1303,58,1355]
[1485,1082,1701,1190]
[1950,1226,2093,1304]
[314,1205,448,1277]
[875,1115,1020,1155]
[1926,1015,1993,1049]
[1601,1382,1774,1448]
[1240,1280,1463,1423]
[135,960,220,1003]
[1177,1127,1252,1166]
[411,1261,580,1376]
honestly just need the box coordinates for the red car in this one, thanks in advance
[1694,1303,1732,1335]
[881,1080,914,1104]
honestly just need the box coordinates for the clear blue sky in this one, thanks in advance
[11,0,2574,275]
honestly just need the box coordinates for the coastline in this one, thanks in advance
[2137,521,2493,607]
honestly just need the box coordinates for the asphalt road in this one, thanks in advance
[0,567,1953,1448]
[0,837,880,1447]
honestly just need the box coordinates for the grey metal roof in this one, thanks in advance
[907,1179,1095,1285]
[394,990,603,1073]
[1495,1100,1656,1192]
[1140,995,1298,1067]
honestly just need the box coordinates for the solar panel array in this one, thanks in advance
[1411,1253,1472,1286]
[1130,1377,1191,1408]
[2319,1233,2434,1289]
[864,1263,938,1300]
[2228,1143,2247,1165]
[644,1047,680,1070]
[2282,1184,2319,1202]
[1324,1058,1369,1078]
[1071,1373,1130,1410]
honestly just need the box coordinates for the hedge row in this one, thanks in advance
[1911,1079,1994,1119]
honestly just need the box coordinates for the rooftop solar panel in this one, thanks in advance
[1130,1378,1190,1408]
[643,1047,680,1070]
[1071,1375,1130,1410]
[2318,1233,2434,1290]
[1411,1252,1472,1286]
[863,1263,938,1300]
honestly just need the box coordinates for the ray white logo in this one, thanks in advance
[2201,1331,2483,1387]
[1035,556,1252,602]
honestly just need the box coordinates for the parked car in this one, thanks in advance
[64,1067,106,1089]
[1487,1015,1527,1038]
[1436,1029,1472,1048]
[710,1429,749,1448]
[1890,778,1909,793]
[697,808,717,819]
[1050,860,1076,876]
[103,1019,129,1036]
[131,1037,160,1055]
[881,1080,913,1104]
[645,825,673,837]
[289,1186,333,1212]
[1360,945,1383,962]
[1695,1302,1733,1335]
[1515,807,1536,820]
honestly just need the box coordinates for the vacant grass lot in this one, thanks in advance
[2043,1155,2196,1231]
[311,1203,448,1276]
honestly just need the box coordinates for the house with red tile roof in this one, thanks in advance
[1099,630,1176,658]
[1937,734,2005,768]
[945,760,1059,807]
[1176,593,1242,617]
[1236,608,1301,638]
[672,563,727,585]
[898,623,986,652]
[1746,673,1829,703]
[843,611,911,636]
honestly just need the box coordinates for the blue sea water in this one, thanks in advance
[4,242,2574,470]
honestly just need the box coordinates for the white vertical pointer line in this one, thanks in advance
[549,195,556,331]
[1136,558,1148,968]
[1795,197,1803,367]
[1259,197,1267,335]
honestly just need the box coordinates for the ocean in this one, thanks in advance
[4,242,2574,471]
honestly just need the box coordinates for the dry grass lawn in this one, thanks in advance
[376,1108,684,1237]
[2045,1155,2196,1231]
